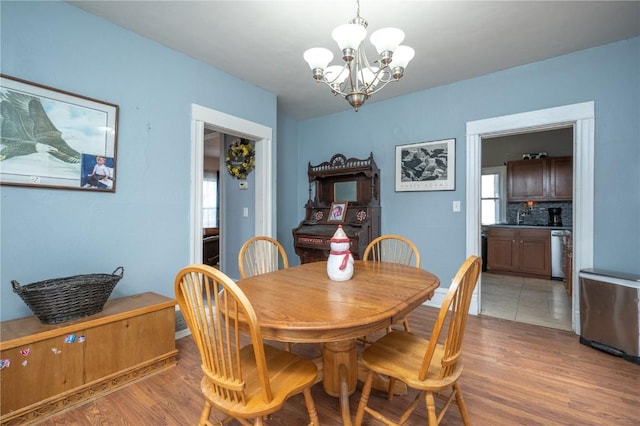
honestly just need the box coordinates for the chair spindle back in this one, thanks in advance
[419,255,481,381]
[363,235,421,268]
[175,265,272,405]
[238,236,289,279]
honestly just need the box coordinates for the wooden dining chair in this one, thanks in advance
[354,255,482,426]
[363,234,421,333]
[238,236,289,279]
[174,264,320,426]
[238,236,295,351]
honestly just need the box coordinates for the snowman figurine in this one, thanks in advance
[327,225,354,281]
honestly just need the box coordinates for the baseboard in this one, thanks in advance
[174,305,191,339]
[175,328,191,339]
[0,353,177,425]
[423,287,479,315]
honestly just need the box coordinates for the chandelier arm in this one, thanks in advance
[366,65,399,93]
[357,49,372,92]
[365,78,397,97]
[315,79,349,98]
[317,71,350,98]
[323,63,350,86]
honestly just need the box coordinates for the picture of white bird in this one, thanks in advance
[1,91,81,163]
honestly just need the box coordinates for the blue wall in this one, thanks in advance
[1,1,276,320]
[278,37,640,285]
[2,1,638,322]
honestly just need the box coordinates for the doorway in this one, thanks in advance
[190,104,273,275]
[466,102,595,334]
[479,129,573,330]
[202,128,221,268]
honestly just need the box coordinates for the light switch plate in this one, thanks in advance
[453,201,461,212]
[239,181,248,189]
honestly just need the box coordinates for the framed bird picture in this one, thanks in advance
[395,138,455,192]
[0,74,119,192]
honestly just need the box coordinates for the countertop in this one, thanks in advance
[486,224,572,231]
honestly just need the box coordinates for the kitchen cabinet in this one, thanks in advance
[507,158,548,201]
[487,227,551,278]
[0,292,177,425]
[549,157,573,200]
[507,156,572,201]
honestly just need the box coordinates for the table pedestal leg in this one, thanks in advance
[322,340,357,396]
[322,340,357,425]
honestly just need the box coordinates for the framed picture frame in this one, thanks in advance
[395,138,455,192]
[0,74,119,192]
[328,201,348,223]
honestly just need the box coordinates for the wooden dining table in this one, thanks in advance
[236,260,440,425]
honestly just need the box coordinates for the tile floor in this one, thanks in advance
[480,273,573,331]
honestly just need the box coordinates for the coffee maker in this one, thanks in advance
[548,207,562,226]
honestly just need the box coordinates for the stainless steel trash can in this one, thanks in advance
[579,268,640,364]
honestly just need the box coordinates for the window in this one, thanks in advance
[481,166,506,225]
[203,172,218,228]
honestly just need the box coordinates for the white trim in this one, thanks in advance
[423,287,477,313]
[466,102,594,331]
[465,130,482,315]
[255,139,273,237]
[175,329,191,340]
[190,120,205,265]
[190,105,274,272]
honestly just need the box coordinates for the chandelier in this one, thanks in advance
[303,0,415,111]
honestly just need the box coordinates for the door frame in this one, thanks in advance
[466,102,595,333]
[190,104,273,272]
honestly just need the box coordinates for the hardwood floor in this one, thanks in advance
[37,305,639,425]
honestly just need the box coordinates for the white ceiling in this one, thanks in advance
[68,1,639,120]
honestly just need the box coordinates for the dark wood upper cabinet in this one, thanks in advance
[507,156,572,201]
[507,158,548,201]
[548,157,573,200]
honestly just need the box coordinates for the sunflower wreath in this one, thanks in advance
[225,138,255,179]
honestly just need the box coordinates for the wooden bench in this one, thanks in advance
[0,292,178,425]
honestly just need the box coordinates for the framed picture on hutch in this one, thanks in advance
[0,74,119,192]
[328,202,348,223]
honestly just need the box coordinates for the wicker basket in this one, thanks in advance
[12,266,124,324]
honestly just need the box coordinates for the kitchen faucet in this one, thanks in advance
[517,202,530,225]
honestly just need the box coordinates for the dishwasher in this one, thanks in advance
[550,230,569,279]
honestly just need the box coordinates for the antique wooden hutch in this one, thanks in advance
[292,153,381,263]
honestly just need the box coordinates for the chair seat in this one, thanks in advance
[202,344,318,418]
[356,256,480,426]
[361,331,463,391]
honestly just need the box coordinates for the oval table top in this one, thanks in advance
[237,260,440,343]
